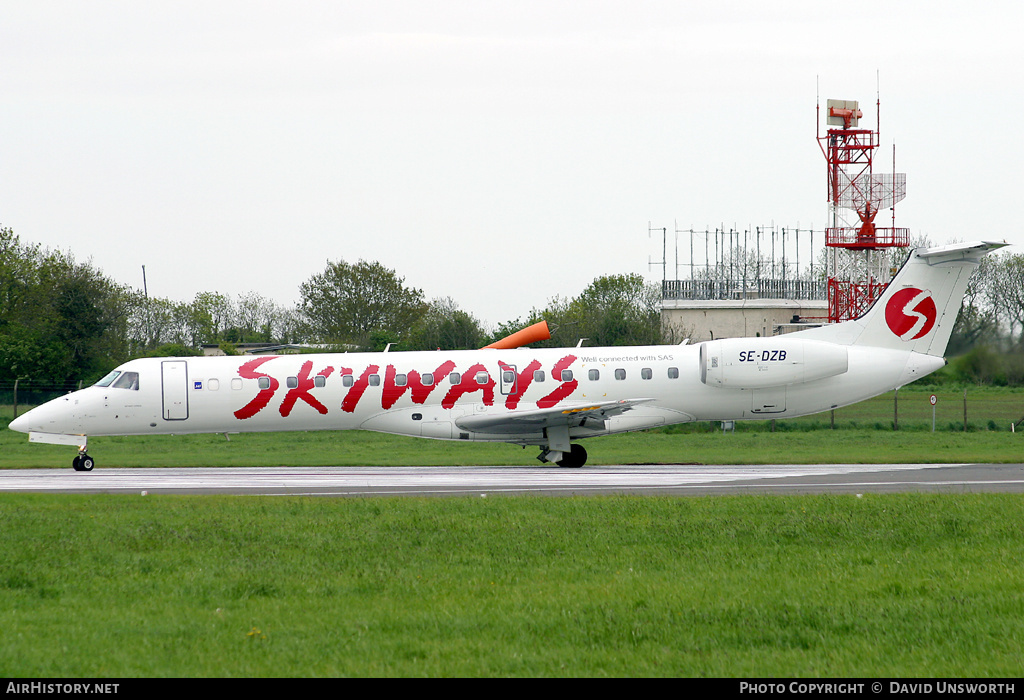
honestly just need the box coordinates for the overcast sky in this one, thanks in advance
[3,1,1021,328]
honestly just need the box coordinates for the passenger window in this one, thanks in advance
[561,370,573,382]
[534,370,545,383]
[614,369,626,380]
[286,376,298,389]
[668,367,679,379]
[368,374,380,386]
[641,368,652,380]
[231,378,243,390]
[588,369,600,381]
[476,372,489,385]
[112,372,140,390]
[342,375,354,387]
[395,373,407,387]
[450,373,461,384]
[503,371,515,384]
[314,375,326,388]
[422,373,434,386]
[208,379,220,391]
[258,377,271,390]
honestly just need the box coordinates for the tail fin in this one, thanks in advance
[800,241,1006,356]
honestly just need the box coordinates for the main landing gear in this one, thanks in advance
[72,451,95,472]
[537,423,588,468]
[538,443,588,469]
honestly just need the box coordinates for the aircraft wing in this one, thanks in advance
[454,398,655,435]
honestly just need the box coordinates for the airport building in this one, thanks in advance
[654,225,828,341]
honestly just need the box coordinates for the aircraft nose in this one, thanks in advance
[8,399,76,435]
[9,411,32,434]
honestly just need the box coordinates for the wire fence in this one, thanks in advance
[877,388,1024,432]
[0,381,83,418]
[700,387,1024,433]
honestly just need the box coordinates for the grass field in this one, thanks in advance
[2,493,1023,677]
[2,386,1024,677]
[4,425,1024,470]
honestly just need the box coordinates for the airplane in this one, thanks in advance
[8,240,1004,471]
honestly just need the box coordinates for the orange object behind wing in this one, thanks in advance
[482,321,551,349]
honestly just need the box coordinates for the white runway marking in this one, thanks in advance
[0,463,967,495]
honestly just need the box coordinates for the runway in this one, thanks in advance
[3,463,1024,497]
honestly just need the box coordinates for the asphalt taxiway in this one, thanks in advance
[2,463,1024,497]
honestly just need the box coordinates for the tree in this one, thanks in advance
[948,254,1000,355]
[987,253,1024,348]
[496,273,665,348]
[1,225,128,382]
[571,273,663,346]
[299,259,427,348]
[228,291,282,344]
[407,297,488,350]
[190,291,234,345]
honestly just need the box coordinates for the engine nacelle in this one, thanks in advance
[700,337,849,389]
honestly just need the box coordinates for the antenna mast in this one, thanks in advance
[817,94,908,322]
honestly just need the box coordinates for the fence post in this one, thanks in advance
[13,378,18,419]
[963,387,968,432]
[894,388,899,431]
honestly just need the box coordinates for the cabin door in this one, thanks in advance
[499,364,518,396]
[161,360,189,420]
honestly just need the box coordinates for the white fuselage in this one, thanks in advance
[11,339,942,446]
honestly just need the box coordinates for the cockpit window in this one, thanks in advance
[111,371,140,390]
[95,371,120,387]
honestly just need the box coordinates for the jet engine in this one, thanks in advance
[700,337,849,389]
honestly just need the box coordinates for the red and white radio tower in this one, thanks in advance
[817,97,909,322]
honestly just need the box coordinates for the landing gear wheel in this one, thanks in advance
[72,454,95,472]
[557,444,588,469]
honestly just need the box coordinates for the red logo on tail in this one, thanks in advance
[884,288,937,341]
